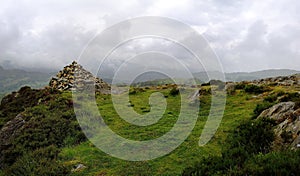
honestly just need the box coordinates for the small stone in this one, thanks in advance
[71,164,86,172]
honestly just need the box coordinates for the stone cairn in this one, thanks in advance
[49,61,111,94]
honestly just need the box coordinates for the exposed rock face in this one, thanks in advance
[258,102,300,150]
[49,61,111,94]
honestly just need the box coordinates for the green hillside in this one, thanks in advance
[0,81,299,175]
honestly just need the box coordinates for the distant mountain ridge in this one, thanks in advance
[0,65,299,95]
[193,69,300,82]
[225,69,300,82]
[131,69,300,85]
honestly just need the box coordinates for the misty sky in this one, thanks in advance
[0,0,299,73]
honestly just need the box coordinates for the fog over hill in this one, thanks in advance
[194,69,300,83]
[1,63,299,97]
[105,69,300,84]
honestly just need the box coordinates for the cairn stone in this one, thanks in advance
[49,61,111,94]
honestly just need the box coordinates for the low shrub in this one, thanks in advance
[253,102,275,118]
[4,146,69,176]
[182,118,276,175]
[0,90,86,170]
[169,87,179,96]
[263,94,278,103]
[243,150,300,175]
[234,83,246,90]
[278,92,300,103]
[244,84,266,94]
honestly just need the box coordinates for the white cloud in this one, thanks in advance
[0,0,299,72]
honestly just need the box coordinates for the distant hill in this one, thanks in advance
[1,66,299,95]
[130,69,300,85]
[0,66,53,95]
[224,69,300,82]
[192,69,300,83]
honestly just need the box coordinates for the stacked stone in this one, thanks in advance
[49,61,111,94]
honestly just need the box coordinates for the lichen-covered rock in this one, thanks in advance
[49,61,111,94]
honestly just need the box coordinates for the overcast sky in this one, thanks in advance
[0,0,299,73]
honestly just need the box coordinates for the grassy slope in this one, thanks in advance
[59,87,262,176]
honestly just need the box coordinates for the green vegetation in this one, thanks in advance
[169,87,179,96]
[0,88,86,174]
[0,94,4,101]
[57,86,261,175]
[5,146,69,176]
[0,82,299,175]
[234,83,271,94]
[182,117,275,175]
[252,89,300,119]
[244,84,267,94]
[253,101,275,118]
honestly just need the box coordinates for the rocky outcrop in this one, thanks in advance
[0,113,26,168]
[258,102,295,123]
[0,114,25,143]
[225,82,236,94]
[258,102,300,150]
[253,74,300,86]
[49,61,110,94]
